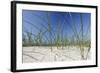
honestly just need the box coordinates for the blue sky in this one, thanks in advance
[22,10,91,42]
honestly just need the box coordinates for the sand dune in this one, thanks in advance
[22,46,90,63]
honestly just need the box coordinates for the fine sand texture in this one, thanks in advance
[22,46,90,63]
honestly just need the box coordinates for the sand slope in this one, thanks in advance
[23,46,90,63]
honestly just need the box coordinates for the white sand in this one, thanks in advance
[22,46,90,63]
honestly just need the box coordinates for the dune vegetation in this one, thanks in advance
[22,10,91,62]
